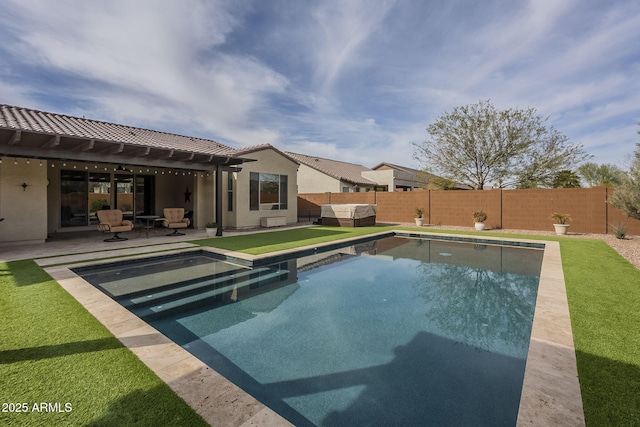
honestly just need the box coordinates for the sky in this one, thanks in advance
[1,0,639,171]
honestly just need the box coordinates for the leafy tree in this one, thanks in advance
[552,170,582,188]
[412,100,590,190]
[578,162,625,187]
[426,176,460,190]
[610,142,640,220]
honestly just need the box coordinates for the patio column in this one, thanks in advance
[215,164,223,236]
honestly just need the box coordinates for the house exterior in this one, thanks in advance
[286,152,434,193]
[224,144,299,229]
[285,152,384,193]
[367,162,433,191]
[0,104,298,245]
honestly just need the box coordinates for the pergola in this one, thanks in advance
[0,104,255,236]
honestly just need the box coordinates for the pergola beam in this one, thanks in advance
[8,130,21,145]
[41,134,60,148]
[75,139,95,151]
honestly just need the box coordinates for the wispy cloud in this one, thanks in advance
[0,0,287,145]
[310,0,396,94]
[0,0,638,168]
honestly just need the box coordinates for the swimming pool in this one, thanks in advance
[74,234,544,426]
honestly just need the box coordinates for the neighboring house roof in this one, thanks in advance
[372,162,471,189]
[373,162,423,175]
[285,151,377,186]
[0,104,249,168]
[235,144,300,165]
[372,162,439,182]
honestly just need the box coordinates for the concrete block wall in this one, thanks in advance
[298,187,640,236]
[430,190,502,228]
[376,191,429,223]
[503,188,608,234]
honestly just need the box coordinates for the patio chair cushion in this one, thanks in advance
[162,208,190,229]
[97,209,134,233]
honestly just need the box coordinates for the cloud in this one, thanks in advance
[0,0,287,146]
[310,0,397,95]
[0,0,638,168]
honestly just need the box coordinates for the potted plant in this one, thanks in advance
[205,222,217,237]
[472,211,487,231]
[415,208,425,226]
[551,213,570,235]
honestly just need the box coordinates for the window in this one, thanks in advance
[115,174,133,214]
[89,173,111,225]
[250,172,288,210]
[61,170,88,227]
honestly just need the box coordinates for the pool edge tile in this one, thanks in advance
[46,266,293,427]
[516,241,585,427]
[46,232,582,427]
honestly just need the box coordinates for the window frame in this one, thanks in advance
[249,172,288,211]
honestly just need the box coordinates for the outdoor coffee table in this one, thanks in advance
[136,215,161,238]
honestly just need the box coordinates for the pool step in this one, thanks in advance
[119,266,270,308]
[86,259,244,298]
[128,268,291,320]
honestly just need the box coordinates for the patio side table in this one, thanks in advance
[136,215,161,238]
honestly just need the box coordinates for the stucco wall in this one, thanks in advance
[297,164,341,193]
[155,173,195,215]
[233,149,298,228]
[195,173,215,228]
[0,157,48,244]
[362,169,394,190]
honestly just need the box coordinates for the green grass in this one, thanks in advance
[2,226,639,426]
[0,260,208,427]
[192,225,396,254]
[560,239,640,425]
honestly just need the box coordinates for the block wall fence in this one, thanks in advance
[297,187,640,236]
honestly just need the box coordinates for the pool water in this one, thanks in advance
[76,235,543,426]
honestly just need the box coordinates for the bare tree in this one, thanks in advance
[412,100,590,189]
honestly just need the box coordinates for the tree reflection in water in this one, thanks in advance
[413,258,539,359]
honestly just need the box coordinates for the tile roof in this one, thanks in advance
[285,151,377,186]
[0,104,239,157]
[234,144,299,164]
[372,162,439,180]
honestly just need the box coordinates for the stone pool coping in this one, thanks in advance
[42,230,584,426]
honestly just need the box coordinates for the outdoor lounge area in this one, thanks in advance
[2,223,639,426]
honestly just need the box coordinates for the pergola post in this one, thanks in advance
[215,164,223,236]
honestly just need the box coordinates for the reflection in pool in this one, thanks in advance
[75,235,544,426]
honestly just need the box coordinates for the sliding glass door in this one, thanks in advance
[60,170,155,227]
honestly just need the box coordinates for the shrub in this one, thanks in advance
[611,222,628,239]
[472,211,487,222]
[551,212,571,224]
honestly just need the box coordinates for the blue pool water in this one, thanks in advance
[75,235,544,426]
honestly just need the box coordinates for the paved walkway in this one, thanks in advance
[0,228,208,263]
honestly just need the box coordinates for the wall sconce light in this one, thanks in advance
[21,183,29,191]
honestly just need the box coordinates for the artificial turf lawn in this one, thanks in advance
[2,226,639,426]
[192,225,398,254]
[0,260,209,427]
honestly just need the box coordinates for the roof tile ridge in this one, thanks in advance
[0,103,236,151]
